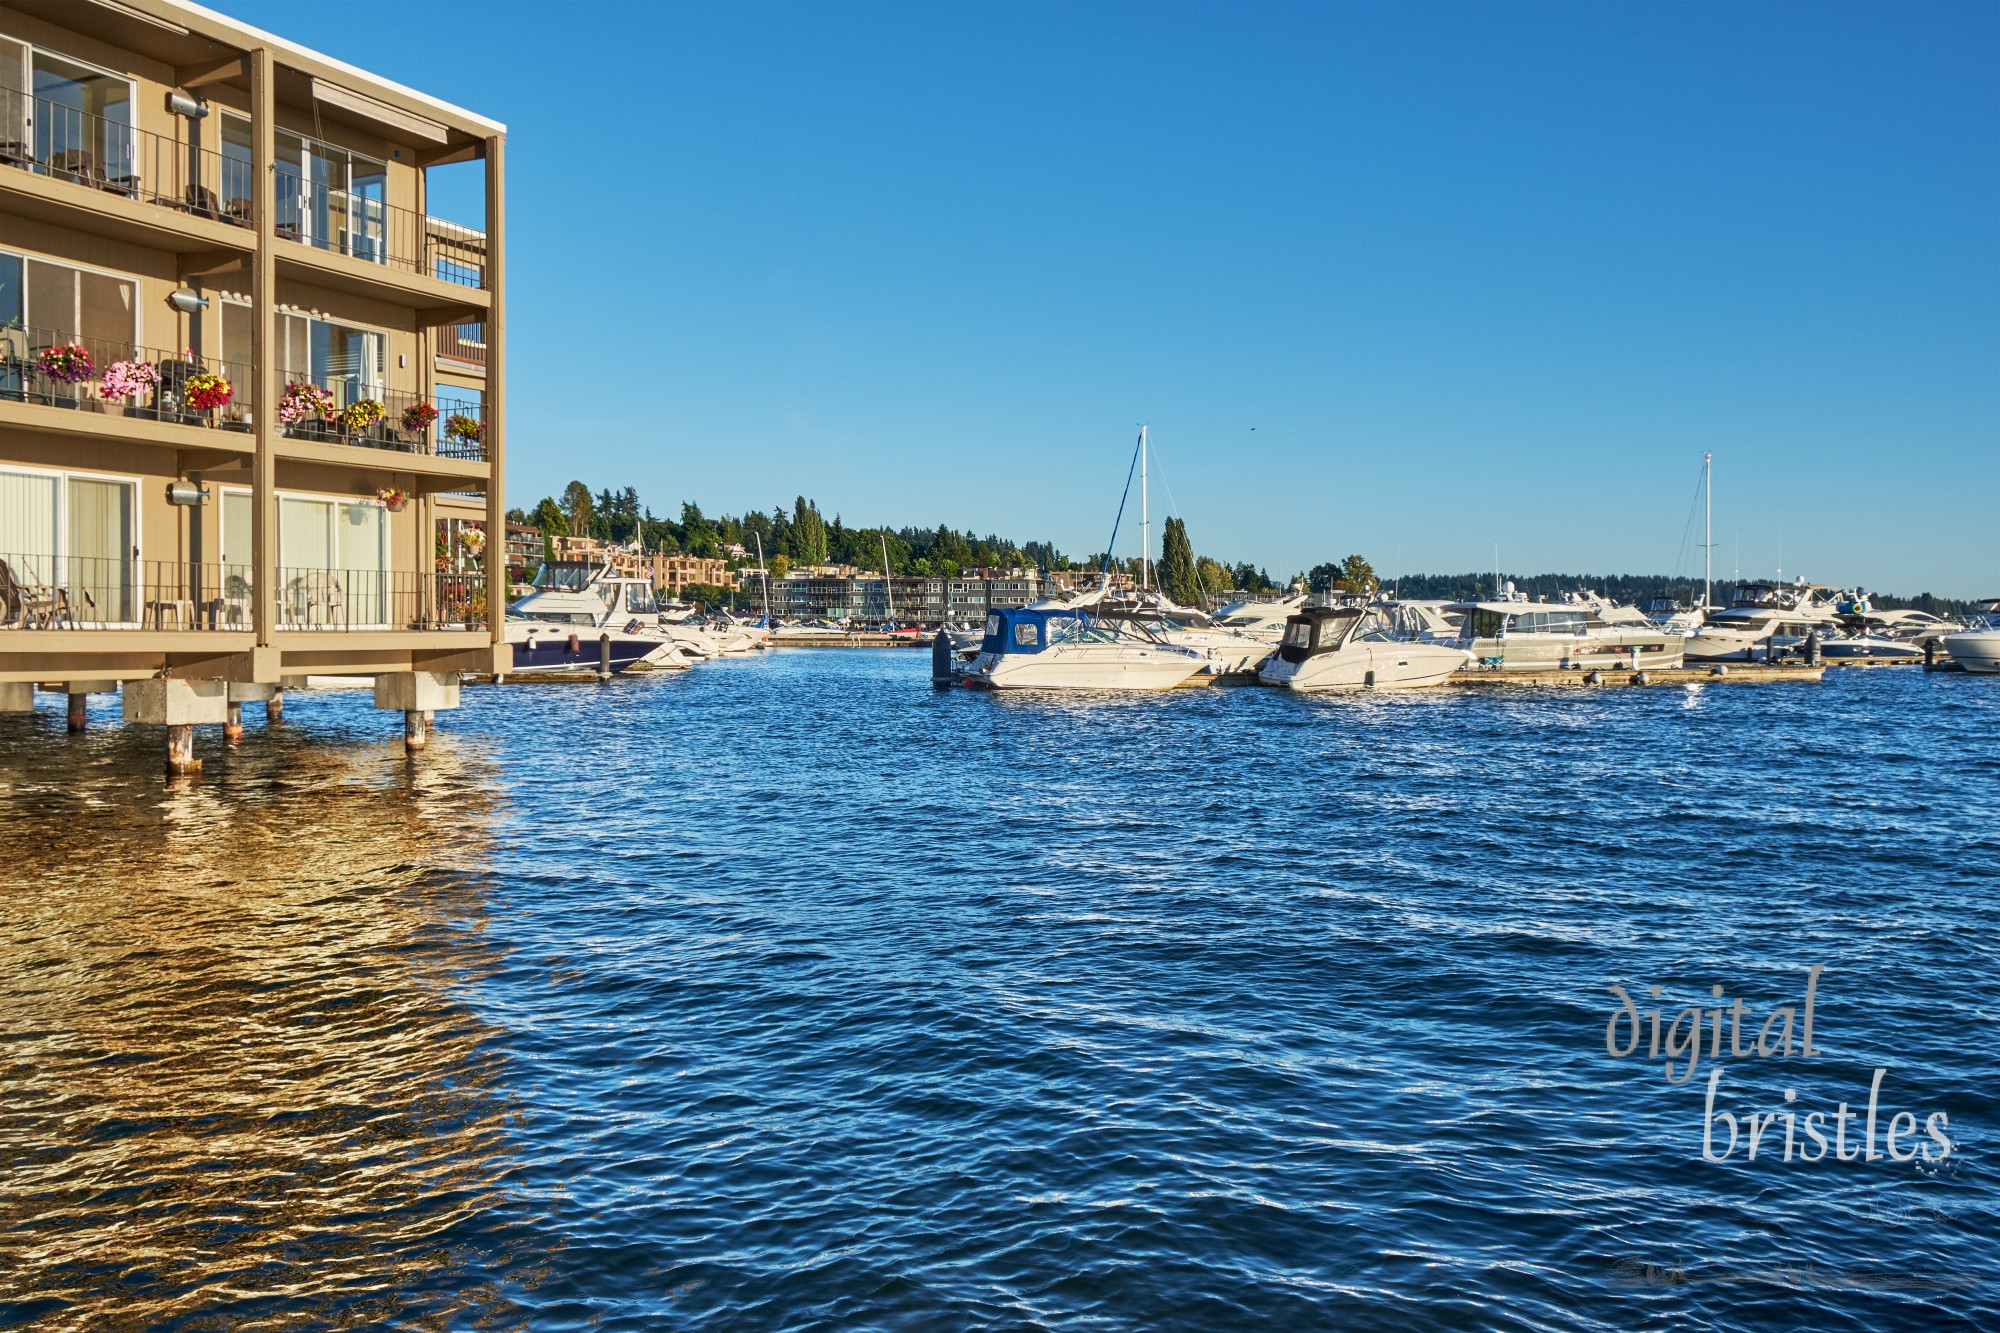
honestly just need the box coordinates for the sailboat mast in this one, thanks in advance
[881,531,894,625]
[1140,425,1150,593]
[1703,452,1712,612]
[755,531,772,622]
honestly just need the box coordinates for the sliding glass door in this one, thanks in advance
[29,49,133,187]
[0,467,135,625]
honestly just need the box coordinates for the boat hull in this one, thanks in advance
[968,649,1204,691]
[1262,642,1470,691]
[1462,631,1684,670]
[1944,630,2000,674]
[506,631,660,674]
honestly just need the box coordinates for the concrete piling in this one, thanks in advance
[67,693,87,733]
[225,701,244,743]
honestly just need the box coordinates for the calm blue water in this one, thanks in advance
[0,653,1994,1331]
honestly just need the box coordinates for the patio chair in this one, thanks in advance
[299,571,346,628]
[186,184,224,220]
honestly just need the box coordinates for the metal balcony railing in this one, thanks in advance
[0,323,254,429]
[276,567,487,631]
[0,555,255,631]
[273,174,486,288]
[0,88,253,225]
[276,377,486,460]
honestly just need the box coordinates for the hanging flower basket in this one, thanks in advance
[184,371,234,411]
[458,526,487,556]
[444,413,483,445]
[98,359,160,400]
[278,381,338,425]
[38,344,94,384]
[376,486,409,512]
[340,398,385,433]
[401,402,439,435]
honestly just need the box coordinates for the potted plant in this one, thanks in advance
[340,398,385,435]
[458,525,486,560]
[278,381,338,433]
[444,413,483,448]
[401,402,438,437]
[184,371,233,420]
[37,344,92,405]
[97,359,160,417]
[376,486,409,512]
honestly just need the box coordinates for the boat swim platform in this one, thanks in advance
[1442,664,1825,688]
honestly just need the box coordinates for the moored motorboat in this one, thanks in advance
[1943,599,2000,674]
[962,606,1206,691]
[1445,587,1684,670]
[1259,606,1470,691]
[506,560,678,674]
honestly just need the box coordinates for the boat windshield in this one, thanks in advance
[533,562,596,591]
[625,583,659,614]
[1504,610,1589,635]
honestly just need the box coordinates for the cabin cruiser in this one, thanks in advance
[507,560,687,673]
[1259,605,1470,691]
[961,606,1207,691]
[1445,587,1684,670]
[1074,591,1274,675]
[1944,599,2000,674]
[1210,594,1308,645]
[1683,581,1843,661]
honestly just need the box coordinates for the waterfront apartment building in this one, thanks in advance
[548,536,731,596]
[0,1,506,740]
[744,568,1045,625]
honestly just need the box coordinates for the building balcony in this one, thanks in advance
[0,322,487,466]
[1,553,487,635]
[275,378,486,461]
[1,88,487,303]
[1,323,256,439]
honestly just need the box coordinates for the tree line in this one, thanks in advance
[509,484,1281,589]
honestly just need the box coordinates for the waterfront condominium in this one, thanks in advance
[0,0,506,747]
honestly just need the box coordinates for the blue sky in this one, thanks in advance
[218,1,1997,595]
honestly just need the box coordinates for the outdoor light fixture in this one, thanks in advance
[167,289,209,314]
[166,91,208,118]
[167,483,209,507]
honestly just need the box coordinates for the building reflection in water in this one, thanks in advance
[0,711,543,1326]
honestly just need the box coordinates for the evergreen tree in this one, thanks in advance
[1158,516,1200,606]
[792,497,829,566]
[561,481,593,540]
[531,496,569,537]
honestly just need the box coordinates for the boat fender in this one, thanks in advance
[1712,664,1728,677]
[1635,670,1650,685]
[1586,670,1603,684]
[625,619,641,634]
[567,633,580,654]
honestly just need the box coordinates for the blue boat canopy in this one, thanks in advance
[981,606,1091,655]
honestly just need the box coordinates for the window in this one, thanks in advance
[984,614,1001,637]
[0,466,136,623]
[1,248,138,348]
[230,113,389,264]
[19,46,133,186]
[222,301,383,403]
[233,491,393,627]
[1013,621,1039,647]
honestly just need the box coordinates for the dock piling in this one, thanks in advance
[67,693,87,733]
[166,724,198,774]
[598,634,611,682]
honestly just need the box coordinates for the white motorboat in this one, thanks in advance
[1073,591,1275,675]
[506,560,684,673]
[962,606,1206,691]
[1817,634,1922,662]
[1210,594,1308,645]
[1445,587,1685,670]
[1259,605,1470,691]
[1683,581,1844,661]
[1943,599,2000,674]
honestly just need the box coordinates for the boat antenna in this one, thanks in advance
[1098,428,1144,594]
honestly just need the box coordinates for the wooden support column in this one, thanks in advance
[250,48,279,648]
[483,133,506,645]
[66,693,86,733]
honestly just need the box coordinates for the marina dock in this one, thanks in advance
[1442,664,1825,688]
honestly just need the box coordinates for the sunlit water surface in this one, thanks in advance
[0,652,1994,1332]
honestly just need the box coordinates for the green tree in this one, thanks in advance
[530,496,569,537]
[1341,554,1379,594]
[1196,555,1233,597]
[561,481,593,539]
[1157,516,1200,606]
[791,496,828,566]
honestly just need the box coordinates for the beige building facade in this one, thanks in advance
[0,0,507,742]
